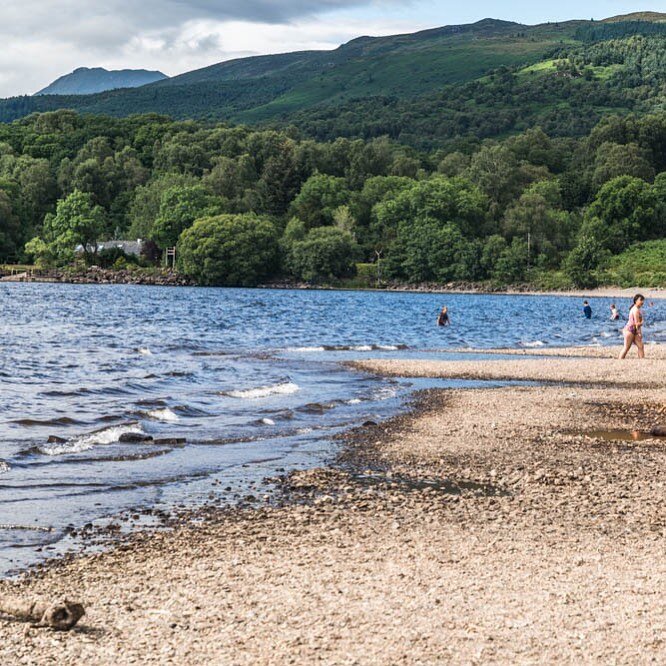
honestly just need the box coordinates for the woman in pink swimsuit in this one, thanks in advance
[619,294,645,359]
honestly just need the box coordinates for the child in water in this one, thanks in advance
[583,300,592,319]
[610,304,620,321]
[437,306,450,327]
[619,294,645,359]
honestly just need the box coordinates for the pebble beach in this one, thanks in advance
[0,345,664,664]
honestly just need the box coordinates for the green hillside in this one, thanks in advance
[0,19,582,122]
[2,16,666,149]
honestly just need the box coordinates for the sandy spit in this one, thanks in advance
[0,349,664,664]
[447,345,666,360]
[351,354,666,388]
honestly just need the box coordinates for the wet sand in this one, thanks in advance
[1,348,664,664]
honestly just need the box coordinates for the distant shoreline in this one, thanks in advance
[262,282,666,301]
[3,270,665,300]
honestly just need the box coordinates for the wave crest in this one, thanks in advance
[224,382,299,400]
[39,423,144,456]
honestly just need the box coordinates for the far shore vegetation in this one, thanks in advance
[0,109,665,290]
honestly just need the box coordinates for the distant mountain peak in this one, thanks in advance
[35,67,168,96]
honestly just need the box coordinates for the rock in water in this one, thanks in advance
[649,425,666,437]
[119,433,154,443]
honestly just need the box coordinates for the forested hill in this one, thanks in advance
[2,15,666,148]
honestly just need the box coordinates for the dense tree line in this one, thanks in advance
[1,110,665,287]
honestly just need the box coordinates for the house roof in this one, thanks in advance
[75,240,144,256]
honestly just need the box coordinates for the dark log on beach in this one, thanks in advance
[650,425,666,437]
[0,596,85,630]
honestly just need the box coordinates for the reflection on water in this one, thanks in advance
[0,283,663,575]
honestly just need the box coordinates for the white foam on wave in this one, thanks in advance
[520,340,546,348]
[0,461,10,474]
[288,343,405,353]
[137,347,153,356]
[260,418,276,426]
[147,408,179,422]
[372,386,399,401]
[225,382,300,400]
[39,423,144,456]
[346,398,362,405]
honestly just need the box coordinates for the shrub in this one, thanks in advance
[288,227,357,282]
[177,213,279,286]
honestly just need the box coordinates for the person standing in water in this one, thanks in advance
[583,300,592,319]
[619,294,645,359]
[610,304,620,321]
[437,306,450,327]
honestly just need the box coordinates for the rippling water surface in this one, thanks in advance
[0,283,663,574]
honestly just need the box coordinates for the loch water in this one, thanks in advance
[0,283,663,575]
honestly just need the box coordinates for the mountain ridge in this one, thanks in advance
[35,67,168,96]
[603,11,666,22]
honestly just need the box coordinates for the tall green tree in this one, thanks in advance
[583,175,659,253]
[0,189,21,261]
[26,190,105,265]
[151,185,223,249]
[290,174,350,229]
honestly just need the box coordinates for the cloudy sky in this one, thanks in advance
[0,0,657,97]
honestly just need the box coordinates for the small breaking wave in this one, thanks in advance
[287,344,407,353]
[0,461,10,474]
[38,423,144,456]
[137,347,153,356]
[146,408,180,423]
[223,382,299,400]
[519,340,546,348]
[371,385,399,401]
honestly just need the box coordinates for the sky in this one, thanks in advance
[0,0,662,97]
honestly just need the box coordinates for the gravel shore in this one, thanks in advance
[1,348,664,664]
[350,355,666,388]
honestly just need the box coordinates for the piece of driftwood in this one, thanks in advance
[0,596,85,630]
[650,425,666,437]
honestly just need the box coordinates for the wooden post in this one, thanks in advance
[166,247,177,270]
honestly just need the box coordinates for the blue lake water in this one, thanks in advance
[0,283,663,575]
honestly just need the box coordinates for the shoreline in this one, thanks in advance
[3,272,666,300]
[1,347,664,663]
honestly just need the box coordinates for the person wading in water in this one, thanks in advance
[619,294,646,359]
[437,306,450,327]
